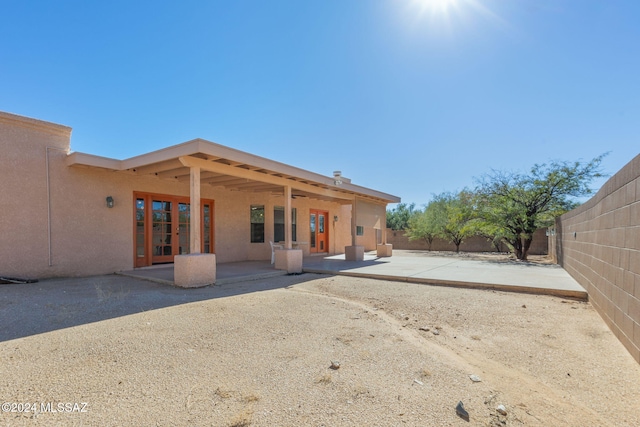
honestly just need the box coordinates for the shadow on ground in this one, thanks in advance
[0,273,323,343]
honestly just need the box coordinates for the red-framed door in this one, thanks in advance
[310,209,329,253]
[134,192,214,267]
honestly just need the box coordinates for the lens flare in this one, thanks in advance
[413,0,458,13]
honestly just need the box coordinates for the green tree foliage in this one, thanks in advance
[406,191,476,252]
[405,204,439,250]
[434,191,477,252]
[470,220,508,252]
[386,203,417,231]
[475,155,606,260]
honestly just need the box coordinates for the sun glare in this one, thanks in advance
[402,0,509,39]
[414,0,458,14]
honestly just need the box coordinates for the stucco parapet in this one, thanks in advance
[0,111,72,138]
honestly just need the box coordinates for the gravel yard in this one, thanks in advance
[1,273,639,426]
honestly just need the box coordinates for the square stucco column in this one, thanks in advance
[377,243,393,257]
[345,245,364,261]
[275,249,303,274]
[174,254,216,288]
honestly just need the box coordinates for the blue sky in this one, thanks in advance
[2,0,638,207]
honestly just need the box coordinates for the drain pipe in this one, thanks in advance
[46,146,69,267]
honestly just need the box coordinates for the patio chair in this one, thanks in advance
[269,241,284,264]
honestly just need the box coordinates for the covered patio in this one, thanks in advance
[1,111,400,283]
[68,138,400,287]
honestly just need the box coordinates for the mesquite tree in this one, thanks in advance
[475,155,606,260]
[406,191,476,252]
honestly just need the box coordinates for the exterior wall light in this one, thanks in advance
[106,196,114,208]
[334,215,339,222]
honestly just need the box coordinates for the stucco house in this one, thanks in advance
[0,111,400,285]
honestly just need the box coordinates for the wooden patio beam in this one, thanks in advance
[179,156,353,201]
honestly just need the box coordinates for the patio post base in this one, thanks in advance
[275,249,303,274]
[377,244,393,257]
[345,245,364,261]
[174,254,216,288]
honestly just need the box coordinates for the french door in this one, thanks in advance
[134,193,214,267]
[310,209,329,253]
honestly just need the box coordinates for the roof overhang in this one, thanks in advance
[66,139,401,204]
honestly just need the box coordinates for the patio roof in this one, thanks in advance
[66,138,400,205]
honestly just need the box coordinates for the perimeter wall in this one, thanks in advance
[387,228,548,254]
[555,154,640,363]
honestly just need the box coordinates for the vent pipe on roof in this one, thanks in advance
[333,171,343,186]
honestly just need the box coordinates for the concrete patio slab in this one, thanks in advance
[118,260,287,286]
[303,251,587,300]
[117,251,587,300]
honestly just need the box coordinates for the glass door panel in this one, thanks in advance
[318,214,326,252]
[203,203,212,253]
[310,210,329,254]
[135,198,145,259]
[178,202,190,255]
[152,200,173,263]
[310,213,316,251]
[135,193,215,266]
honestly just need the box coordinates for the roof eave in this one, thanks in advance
[67,139,401,204]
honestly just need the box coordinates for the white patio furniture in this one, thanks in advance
[269,241,284,264]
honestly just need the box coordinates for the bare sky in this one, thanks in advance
[1,0,638,205]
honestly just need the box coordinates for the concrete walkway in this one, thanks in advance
[303,251,588,300]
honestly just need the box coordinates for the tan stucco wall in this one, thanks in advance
[555,153,640,364]
[1,112,360,279]
[44,165,354,277]
[0,113,71,279]
[231,193,352,262]
[354,199,387,250]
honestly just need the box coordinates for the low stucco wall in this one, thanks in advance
[556,153,640,363]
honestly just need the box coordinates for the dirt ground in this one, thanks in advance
[1,271,639,426]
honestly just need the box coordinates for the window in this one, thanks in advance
[274,206,297,242]
[203,203,212,253]
[291,208,297,241]
[250,205,265,243]
[356,225,364,236]
[274,206,284,242]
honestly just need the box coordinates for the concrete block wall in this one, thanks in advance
[387,228,548,255]
[556,153,640,363]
